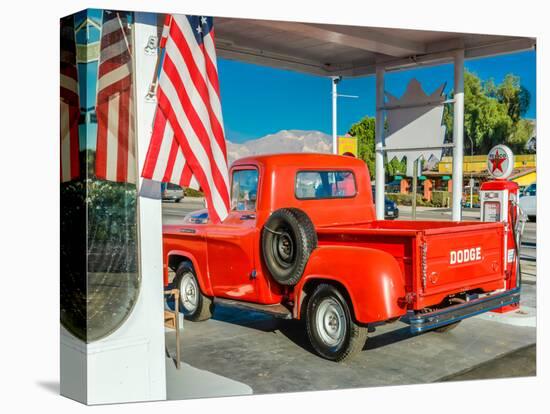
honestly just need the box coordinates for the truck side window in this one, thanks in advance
[231,169,259,211]
[295,171,356,199]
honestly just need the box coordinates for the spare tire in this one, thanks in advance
[261,208,317,285]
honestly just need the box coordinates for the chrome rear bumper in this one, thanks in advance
[406,288,520,333]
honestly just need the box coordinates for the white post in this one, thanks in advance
[375,67,385,220]
[452,50,465,221]
[331,76,339,154]
[470,177,474,208]
[85,12,167,405]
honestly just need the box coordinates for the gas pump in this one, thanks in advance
[479,145,524,313]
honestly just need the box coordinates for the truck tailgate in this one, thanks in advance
[420,223,506,305]
[317,220,508,309]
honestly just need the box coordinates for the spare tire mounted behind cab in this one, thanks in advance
[261,208,317,286]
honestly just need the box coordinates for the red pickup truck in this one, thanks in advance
[163,153,520,361]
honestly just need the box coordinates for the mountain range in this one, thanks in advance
[226,130,332,164]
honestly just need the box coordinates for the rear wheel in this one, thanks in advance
[306,284,368,362]
[433,321,461,333]
[173,263,213,321]
[432,297,464,333]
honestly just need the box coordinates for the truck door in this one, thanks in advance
[206,167,259,302]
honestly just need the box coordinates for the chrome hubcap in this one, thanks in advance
[315,298,346,347]
[179,273,198,313]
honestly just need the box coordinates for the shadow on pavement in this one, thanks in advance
[36,380,60,395]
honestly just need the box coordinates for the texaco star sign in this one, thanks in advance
[487,144,514,179]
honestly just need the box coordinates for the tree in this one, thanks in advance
[348,115,376,177]
[496,74,531,123]
[444,71,532,155]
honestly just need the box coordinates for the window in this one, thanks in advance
[231,169,259,211]
[525,183,536,196]
[295,171,356,199]
[166,183,182,190]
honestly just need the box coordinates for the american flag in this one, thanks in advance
[95,11,136,183]
[60,15,80,182]
[142,15,230,223]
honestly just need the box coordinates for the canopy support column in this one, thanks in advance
[375,67,385,220]
[331,76,340,154]
[452,49,465,221]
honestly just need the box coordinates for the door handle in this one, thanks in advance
[178,228,196,234]
[240,214,256,220]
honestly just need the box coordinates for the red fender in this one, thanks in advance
[294,246,407,324]
[165,249,213,296]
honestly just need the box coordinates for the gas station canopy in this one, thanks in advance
[214,17,535,222]
[214,17,535,76]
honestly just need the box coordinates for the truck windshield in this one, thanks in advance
[231,169,259,211]
[295,171,356,199]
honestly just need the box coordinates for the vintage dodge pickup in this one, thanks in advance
[163,153,520,361]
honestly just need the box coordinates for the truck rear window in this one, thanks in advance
[295,171,356,199]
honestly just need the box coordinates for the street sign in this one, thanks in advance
[338,136,358,157]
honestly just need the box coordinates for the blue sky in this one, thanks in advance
[218,50,536,143]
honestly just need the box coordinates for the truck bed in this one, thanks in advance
[317,220,507,309]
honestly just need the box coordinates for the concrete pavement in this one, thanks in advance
[161,199,536,397]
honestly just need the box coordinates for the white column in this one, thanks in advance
[85,12,167,404]
[331,76,339,154]
[375,67,385,220]
[452,50,465,221]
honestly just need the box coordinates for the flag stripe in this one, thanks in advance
[116,89,130,182]
[152,117,175,181]
[106,95,119,180]
[163,138,179,182]
[142,108,168,179]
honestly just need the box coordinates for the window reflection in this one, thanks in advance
[60,10,140,343]
[231,169,259,211]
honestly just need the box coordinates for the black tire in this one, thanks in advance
[261,208,317,286]
[306,284,368,362]
[173,262,213,321]
[433,321,461,333]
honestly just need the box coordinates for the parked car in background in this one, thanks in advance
[372,189,399,219]
[519,182,536,222]
[161,183,185,203]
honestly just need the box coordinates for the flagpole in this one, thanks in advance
[130,12,143,292]
[145,28,165,101]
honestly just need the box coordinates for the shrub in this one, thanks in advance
[185,187,204,197]
[386,193,433,207]
[431,191,452,207]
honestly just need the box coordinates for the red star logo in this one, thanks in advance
[489,150,506,173]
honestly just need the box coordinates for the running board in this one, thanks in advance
[213,298,293,319]
[406,289,520,333]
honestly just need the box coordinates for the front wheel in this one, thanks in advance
[173,263,213,321]
[306,284,368,362]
